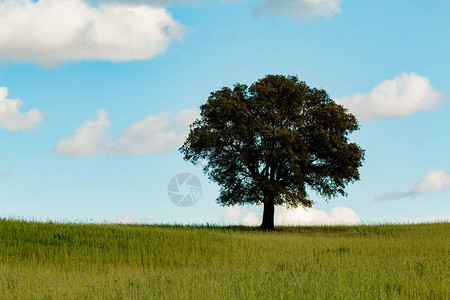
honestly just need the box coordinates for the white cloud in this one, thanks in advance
[111,108,198,155]
[0,0,186,65]
[419,213,450,223]
[275,205,361,226]
[256,0,342,20]
[107,216,149,224]
[55,109,111,157]
[375,169,450,202]
[374,190,412,202]
[220,205,361,226]
[336,73,445,123]
[0,87,42,131]
[412,169,450,194]
[91,0,201,6]
[93,0,341,21]
[56,108,198,156]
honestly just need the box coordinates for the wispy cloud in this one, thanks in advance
[336,73,445,123]
[0,0,186,66]
[91,0,202,6]
[56,108,198,157]
[374,190,413,202]
[99,0,342,21]
[107,216,150,224]
[375,169,450,202]
[221,0,342,21]
[255,0,342,21]
[0,87,42,131]
[219,205,361,226]
[2,171,12,177]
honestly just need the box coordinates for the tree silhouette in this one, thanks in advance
[180,75,365,230]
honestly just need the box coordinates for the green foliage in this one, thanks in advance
[180,75,365,212]
[0,219,448,299]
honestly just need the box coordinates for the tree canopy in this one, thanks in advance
[180,75,365,230]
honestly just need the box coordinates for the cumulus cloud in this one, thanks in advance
[56,108,198,157]
[0,87,42,131]
[220,205,361,226]
[375,169,450,202]
[55,109,111,157]
[111,108,198,155]
[0,0,186,65]
[336,73,445,123]
[411,169,450,194]
[255,0,342,20]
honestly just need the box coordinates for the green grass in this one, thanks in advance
[0,219,448,299]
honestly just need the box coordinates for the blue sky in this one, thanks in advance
[0,0,449,225]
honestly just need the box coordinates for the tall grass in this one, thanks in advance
[0,219,448,299]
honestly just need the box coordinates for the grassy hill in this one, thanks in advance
[0,219,448,299]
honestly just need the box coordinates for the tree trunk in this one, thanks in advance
[261,197,275,230]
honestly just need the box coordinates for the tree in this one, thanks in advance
[180,75,365,230]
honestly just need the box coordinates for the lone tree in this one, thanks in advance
[180,75,364,230]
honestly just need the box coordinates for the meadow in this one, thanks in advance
[0,219,448,299]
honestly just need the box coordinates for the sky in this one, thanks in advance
[0,0,449,225]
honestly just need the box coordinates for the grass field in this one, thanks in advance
[0,219,448,299]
